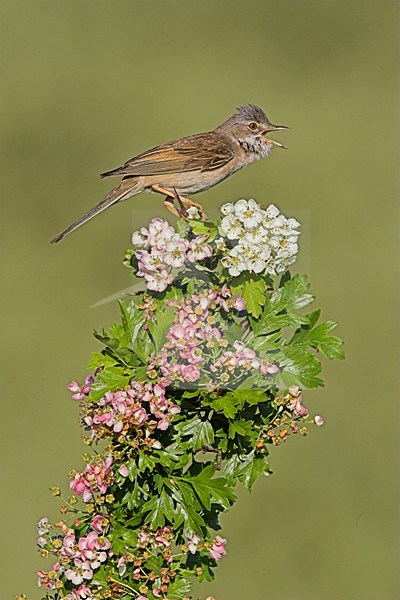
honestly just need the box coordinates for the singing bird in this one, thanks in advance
[51,105,288,243]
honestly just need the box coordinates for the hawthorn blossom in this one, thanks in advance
[187,235,213,262]
[37,517,50,536]
[67,376,93,401]
[69,456,113,502]
[163,238,188,268]
[131,217,215,292]
[187,534,201,554]
[210,536,227,561]
[65,586,93,600]
[234,199,264,228]
[314,415,324,427]
[65,559,93,585]
[218,200,300,276]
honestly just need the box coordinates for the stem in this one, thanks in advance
[108,578,139,595]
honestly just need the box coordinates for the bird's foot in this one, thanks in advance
[173,187,188,219]
[151,184,207,221]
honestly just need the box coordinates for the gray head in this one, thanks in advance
[216,104,288,151]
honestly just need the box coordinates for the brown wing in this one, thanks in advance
[100,132,235,178]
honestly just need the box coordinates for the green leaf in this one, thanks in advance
[88,366,131,403]
[231,272,267,318]
[188,220,218,242]
[239,454,271,490]
[192,419,215,451]
[147,305,176,353]
[209,395,240,419]
[180,417,214,450]
[277,345,324,388]
[92,566,108,586]
[168,577,192,599]
[179,465,236,511]
[228,418,254,439]
[143,489,175,529]
[291,320,345,360]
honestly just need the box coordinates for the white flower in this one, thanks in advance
[219,214,244,240]
[243,225,268,245]
[221,246,249,276]
[265,204,280,218]
[186,206,202,219]
[136,249,165,273]
[214,237,227,252]
[234,199,264,228]
[147,218,177,249]
[263,205,282,229]
[248,244,270,273]
[163,239,188,268]
[276,239,298,255]
[187,236,213,262]
[144,270,172,292]
[187,534,201,554]
[220,202,235,215]
[65,559,93,585]
[131,229,148,247]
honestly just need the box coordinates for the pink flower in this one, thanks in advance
[210,535,227,561]
[119,465,129,477]
[163,239,188,268]
[260,362,279,375]
[136,248,165,273]
[144,270,171,292]
[147,218,176,248]
[187,236,213,262]
[132,230,148,247]
[132,406,148,425]
[67,376,93,400]
[65,559,93,585]
[92,515,106,533]
[314,415,324,427]
[37,517,49,535]
[62,534,78,558]
[181,364,200,382]
[233,296,246,311]
[187,534,201,554]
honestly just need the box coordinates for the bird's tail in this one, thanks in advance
[50,178,142,243]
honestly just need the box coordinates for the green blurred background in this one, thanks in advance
[1,1,398,598]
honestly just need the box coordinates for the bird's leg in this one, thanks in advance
[173,187,188,219]
[178,196,207,221]
[163,197,180,218]
[151,184,207,221]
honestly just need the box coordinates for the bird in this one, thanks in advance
[51,104,288,243]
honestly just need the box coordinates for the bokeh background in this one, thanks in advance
[1,1,398,598]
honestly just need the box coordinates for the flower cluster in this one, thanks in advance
[213,340,279,382]
[254,386,325,449]
[37,515,110,597]
[132,217,212,292]
[112,526,184,599]
[186,534,227,562]
[148,287,278,389]
[75,380,181,442]
[218,200,300,276]
[69,456,114,502]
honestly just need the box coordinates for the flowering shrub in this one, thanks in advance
[28,199,344,600]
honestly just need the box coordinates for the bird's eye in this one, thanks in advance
[248,122,258,131]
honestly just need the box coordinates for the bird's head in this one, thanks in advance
[217,104,289,152]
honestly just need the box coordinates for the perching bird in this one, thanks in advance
[51,105,288,243]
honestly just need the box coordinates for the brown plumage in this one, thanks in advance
[51,105,288,243]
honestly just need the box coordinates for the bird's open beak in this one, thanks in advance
[263,124,289,149]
